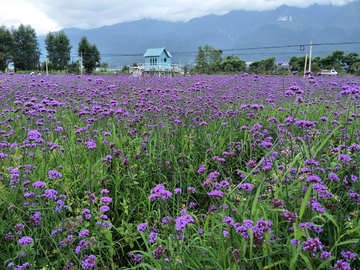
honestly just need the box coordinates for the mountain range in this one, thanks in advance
[38,1,360,68]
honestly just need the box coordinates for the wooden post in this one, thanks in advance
[46,56,49,76]
[304,52,308,77]
[308,40,312,73]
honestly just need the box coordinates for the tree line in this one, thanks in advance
[289,50,360,75]
[0,24,103,74]
[192,44,360,75]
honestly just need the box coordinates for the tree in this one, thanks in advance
[100,62,109,71]
[220,57,246,72]
[249,56,275,73]
[348,61,360,75]
[194,46,207,72]
[77,36,101,74]
[224,63,234,73]
[289,56,307,72]
[332,50,344,65]
[290,51,360,74]
[12,24,40,71]
[183,65,188,76]
[262,56,275,70]
[249,61,260,70]
[194,44,222,73]
[45,31,72,71]
[67,60,80,74]
[0,25,14,72]
[321,54,337,69]
[120,65,129,73]
[342,52,359,67]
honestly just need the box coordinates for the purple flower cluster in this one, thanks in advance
[237,183,253,192]
[2,70,360,269]
[81,254,97,269]
[234,218,273,247]
[149,184,172,201]
[301,237,323,255]
[197,165,206,174]
[18,236,33,246]
[48,170,62,179]
[175,214,195,231]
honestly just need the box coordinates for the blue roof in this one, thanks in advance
[143,47,172,58]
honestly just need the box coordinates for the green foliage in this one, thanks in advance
[100,62,109,71]
[78,36,101,74]
[12,24,40,71]
[224,63,233,72]
[0,25,13,72]
[120,65,130,73]
[221,57,246,73]
[343,52,359,67]
[289,56,306,72]
[45,31,72,71]
[67,60,80,74]
[249,56,276,73]
[194,44,223,74]
[0,73,359,269]
[290,51,360,74]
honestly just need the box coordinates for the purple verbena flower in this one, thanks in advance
[18,236,33,246]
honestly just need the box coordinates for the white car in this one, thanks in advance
[321,69,338,76]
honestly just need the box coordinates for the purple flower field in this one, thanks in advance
[0,72,359,269]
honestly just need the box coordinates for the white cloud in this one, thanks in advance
[0,0,355,35]
[0,0,60,34]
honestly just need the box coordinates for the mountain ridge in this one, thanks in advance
[37,1,360,67]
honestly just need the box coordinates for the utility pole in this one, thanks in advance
[46,55,49,76]
[304,52,308,77]
[308,40,312,73]
[80,53,83,75]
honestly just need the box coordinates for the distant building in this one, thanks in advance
[130,47,178,76]
[143,47,172,71]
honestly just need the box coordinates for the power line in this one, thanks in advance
[9,41,360,60]
[220,41,360,53]
[34,41,360,58]
[86,41,360,57]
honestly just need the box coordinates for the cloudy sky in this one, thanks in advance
[0,0,354,35]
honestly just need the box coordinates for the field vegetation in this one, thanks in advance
[0,70,359,269]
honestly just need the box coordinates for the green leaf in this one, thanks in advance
[299,184,312,221]
[279,152,301,182]
[318,256,336,269]
[310,215,326,224]
[341,223,360,236]
[336,239,359,246]
[311,126,340,157]
[251,184,263,216]
[300,139,310,160]
[323,213,339,233]
[290,244,301,270]
[263,260,285,269]
[298,252,313,270]
[249,228,254,258]
[104,230,112,242]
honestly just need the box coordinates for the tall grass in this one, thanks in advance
[0,72,359,269]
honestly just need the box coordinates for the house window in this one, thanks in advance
[164,58,167,62]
